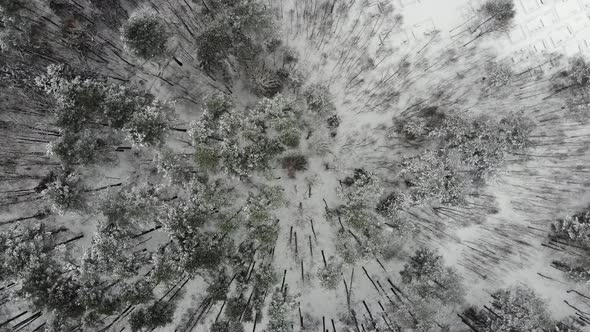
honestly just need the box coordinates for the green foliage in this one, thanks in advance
[129,302,175,332]
[122,9,168,60]
[206,270,231,301]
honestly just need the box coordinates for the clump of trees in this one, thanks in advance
[464,0,515,46]
[266,290,296,332]
[37,64,173,165]
[461,286,557,331]
[379,247,464,331]
[189,94,308,177]
[482,61,514,95]
[550,207,590,283]
[400,248,464,304]
[128,302,176,331]
[553,56,590,120]
[381,110,535,215]
[41,168,86,214]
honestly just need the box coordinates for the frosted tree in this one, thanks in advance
[211,320,245,332]
[550,208,590,283]
[149,245,184,285]
[317,257,343,289]
[463,286,553,331]
[99,183,161,228]
[482,61,514,95]
[42,169,86,215]
[400,248,464,304]
[46,129,111,166]
[464,0,515,46]
[552,319,582,332]
[0,224,87,319]
[338,168,383,207]
[551,209,590,248]
[37,64,159,131]
[123,102,172,147]
[155,149,194,183]
[556,56,590,120]
[129,302,175,332]
[303,84,336,114]
[266,290,296,332]
[1,224,54,279]
[159,197,234,273]
[121,9,168,60]
[398,150,470,206]
[82,220,149,278]
[189,94,303,177]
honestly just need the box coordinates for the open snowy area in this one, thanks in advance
[1,0,590,331]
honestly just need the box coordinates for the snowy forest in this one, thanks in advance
[0,0,590,330]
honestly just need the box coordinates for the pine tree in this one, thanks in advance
[464,286,553,331]
[42,169,86,215]
[400,248,464,304]
[121,9,168,60]
[317,257,343,289]
[128,302,175,332]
